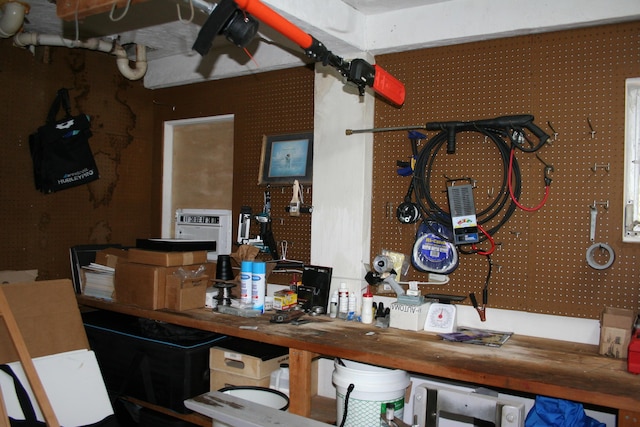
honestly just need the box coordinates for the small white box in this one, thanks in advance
[389,302,431,331]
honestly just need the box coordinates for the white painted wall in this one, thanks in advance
[144,0,640,89]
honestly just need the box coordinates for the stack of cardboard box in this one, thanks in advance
[114,248,213,311]
[209,339,290,391]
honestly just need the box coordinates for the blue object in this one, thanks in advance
[525,396,605,427]
[411,221,459,274]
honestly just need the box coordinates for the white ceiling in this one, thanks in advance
[15,0,640,88]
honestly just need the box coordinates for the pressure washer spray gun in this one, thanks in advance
[192,0,406,106]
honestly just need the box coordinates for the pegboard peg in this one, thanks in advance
[547,121,558,143]
[591,162,610,173]
[487,187,494,198]
[587,117,596,139]
[510,230,521,238]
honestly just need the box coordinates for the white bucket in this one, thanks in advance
[332,359,410,427]
[212,386,289,427]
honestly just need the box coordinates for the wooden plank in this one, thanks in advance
[0,289,60,427]
[0,387,9,427]
[56,0,150,21]
[77,296,640,416]
[619,410,640,427]
[288,349,315,416]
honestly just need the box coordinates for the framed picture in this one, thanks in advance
[258,132,313,185]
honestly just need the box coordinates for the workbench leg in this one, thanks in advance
[288,349,314,417]
[619,410,640,427]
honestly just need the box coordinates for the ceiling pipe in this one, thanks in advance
[12,32,147,80]
[0,1,28,38]
[113,43,147,80]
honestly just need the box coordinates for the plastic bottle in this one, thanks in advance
[338,282,349,319]
[361,287,374,324]
[329,291,338,318]
[348,293,356,320]
[252,261,266,313]
[240,260,253,305]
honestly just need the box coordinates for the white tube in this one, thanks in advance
[13,32,147,80]
[0,2,27,38]
[113,43,147,81]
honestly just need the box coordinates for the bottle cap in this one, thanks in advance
[252,261,266,274]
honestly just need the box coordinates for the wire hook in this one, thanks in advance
[109,0,132,22]
[176,0,194,24]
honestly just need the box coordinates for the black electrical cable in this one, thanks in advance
[339,383,355,427]
[413,127,522,244]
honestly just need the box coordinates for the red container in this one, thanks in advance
[628,331,640,374]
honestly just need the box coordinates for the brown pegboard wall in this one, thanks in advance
[153,66,315,272]
[227,68,315,267]
[371,22,640,319]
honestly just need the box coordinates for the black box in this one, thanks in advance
[82,310,227,413]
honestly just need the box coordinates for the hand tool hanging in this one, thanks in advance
[192,0,406,106]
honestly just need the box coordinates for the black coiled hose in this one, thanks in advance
[413,126,523,243]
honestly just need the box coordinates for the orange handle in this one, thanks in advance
[233,0,313,49]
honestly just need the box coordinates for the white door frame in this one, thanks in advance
[161,114,235,238]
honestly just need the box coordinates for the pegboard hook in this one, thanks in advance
[547,121,558,143]
[591,162,610,173]
[587,117,596,139]
[591,200,610,210]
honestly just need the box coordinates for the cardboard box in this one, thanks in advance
[210,369,272,391]
[114,262,214,310]
[165,274,208,311]
[210,347,289,379]
[210,338,289,379]
[389,301,431,331]
[210,361,319,395]
[273,290,297,310]
[0,279,89,363]
[95,247,128,269]
[127,248,208,267]
[115,262,167,309]
[599,307,635,358]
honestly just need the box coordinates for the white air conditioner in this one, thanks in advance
[174,209,232,260]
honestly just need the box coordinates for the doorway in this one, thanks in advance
[161,115,234,238]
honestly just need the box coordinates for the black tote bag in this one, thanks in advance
[29,88,99,193]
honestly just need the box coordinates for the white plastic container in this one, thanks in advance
[338,282,349,319]
[269,364,290,396]
[332,359,410,427]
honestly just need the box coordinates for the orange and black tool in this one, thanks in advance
[193,0,405,106]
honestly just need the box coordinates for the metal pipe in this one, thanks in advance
[345,125,426,135]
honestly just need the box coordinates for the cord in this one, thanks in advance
[413,126,521,243]
[339,383,355,427]
[507,147,550,211]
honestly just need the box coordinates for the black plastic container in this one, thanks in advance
[82,310,227,413]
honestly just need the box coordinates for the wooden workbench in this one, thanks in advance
[77,296,640,427]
